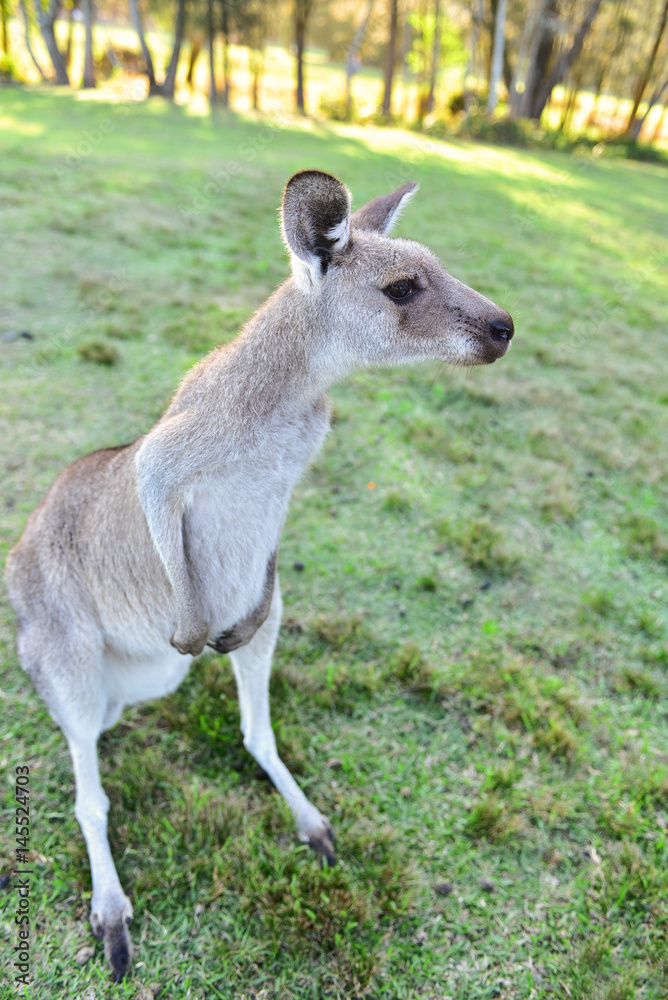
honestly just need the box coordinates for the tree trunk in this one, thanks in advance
[488,0,508,113]
[651,98,668,142]
[128,0,158,92]
[64,3,75,69]
[509,0,544,116]
[220,0,232,105]
[345,0,374,117]
[1,0,9,55]
[628,71,668,140]
[207,0,216,103]
[530,0,603,122]
[82,0,95,88]
[585,62,606,126]
[382,0,398,116]
[485,0,498,85]
[426,0,441,115]
[464,0,484,112]
[20,0,48,79]
[161,0,187,98]
[558,66,582,132]
[624,0,668,135]
[37,0,70,85]
[187,34,202,87]
[522,0,557,118]
[250,47,264,109]
[295,0,310,114]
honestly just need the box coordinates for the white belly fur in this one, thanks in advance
[103,646,193,709]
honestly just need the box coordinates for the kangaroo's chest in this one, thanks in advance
[183,398,330,634]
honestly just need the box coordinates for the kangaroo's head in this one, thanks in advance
[281,170,514,374]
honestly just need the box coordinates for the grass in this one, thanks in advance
[0,89,667,999]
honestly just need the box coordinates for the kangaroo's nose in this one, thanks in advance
[487,316,514,342]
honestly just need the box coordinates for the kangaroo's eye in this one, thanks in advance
[384,280,417,301]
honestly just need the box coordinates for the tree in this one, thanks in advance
[248,2,267,110]
[488,0,508,113]
[220,0,231,105]
[628,66,668,138]
[128,0,158,92]
[1,0,10,55]
[37,0,70,85]
[82,0,95,88]
[464,0,485,112]
[295,0,314,113]
[624,0,668,135]
[20,0,47,79]
[509,0,548,117]
[426,0,441,115]
[206,0,216,103]
[512,0,605,122]
[584,3,633,127]
[345,0,375,118]
[186,34,203,89]
[129,0,187,98]
[382,0,399,115]
[531,0,604,120]
[162,0,187,97]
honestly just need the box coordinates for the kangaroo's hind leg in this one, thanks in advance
[15,617,133,981]
[67,730,133,980]
[229,580,336,865]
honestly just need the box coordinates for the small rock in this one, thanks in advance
[137,987,161,1000]
[331,484,341,494]
[479,877,495,893]
[1,330,31,342]
[434,881,453,897]
[414,929,428,945]
[325,757,343,769]
[74,944,95,966]
[293,561,305,572]
[328,506,337,516]
[460,595,473,607]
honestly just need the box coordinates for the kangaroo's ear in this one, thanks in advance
[351,181,418,235]
[281,170,352,288]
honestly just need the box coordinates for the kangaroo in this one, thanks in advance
[6,170,514,981]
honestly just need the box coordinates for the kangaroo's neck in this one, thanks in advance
[166,277,337,425]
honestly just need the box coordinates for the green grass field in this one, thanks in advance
[0,89,667,999]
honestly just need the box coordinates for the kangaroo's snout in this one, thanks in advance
[485,312,515,360]
[488,314,514,343]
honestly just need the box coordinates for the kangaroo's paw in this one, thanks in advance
[90,894,133,982]
[170,621,209,657]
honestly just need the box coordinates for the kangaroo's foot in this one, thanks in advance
[301,814,336,868]
[90,893,133,982]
